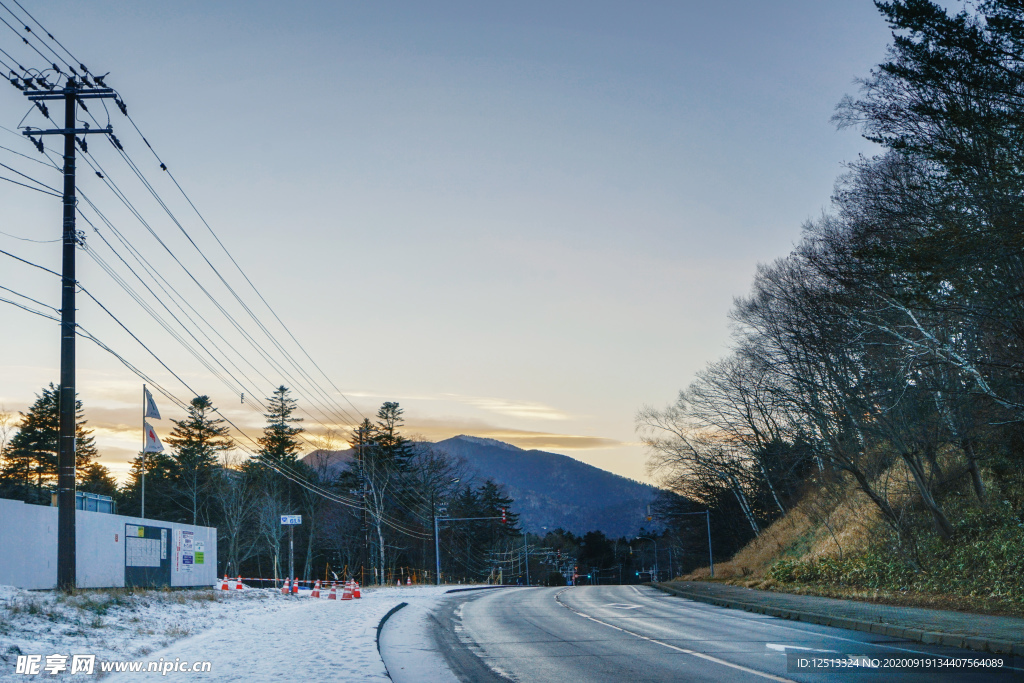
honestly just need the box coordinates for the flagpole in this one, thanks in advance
[141,384,146,520]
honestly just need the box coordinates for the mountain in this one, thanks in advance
[432,435,660,538]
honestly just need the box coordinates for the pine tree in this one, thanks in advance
[166,395,231,525]
[118,451,177,519]
[0,384,98,504]
[257,386,304,465]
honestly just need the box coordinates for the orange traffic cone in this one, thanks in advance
[406,576,412,586]
[291,578,299,594]
[311,580,321,598]
[220,575,230,591]
[281,577,290,595]
[236,575,243,590]
[328,582,338,600]
[353,582,361,599]
[342,580,353,600]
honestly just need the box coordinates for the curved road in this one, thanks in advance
[431,585,1021,682]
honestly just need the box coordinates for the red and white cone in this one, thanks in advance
[235,575,244,590]
[281,577,290,595]
[291,578,299,594]
[328,582,338,600]
[353,582,361,599]
[406,576,412,586]
[311,580,321,598]
[220,575,230,591]
[341,580,353,601]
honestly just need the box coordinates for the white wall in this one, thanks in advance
[0,497,217,590]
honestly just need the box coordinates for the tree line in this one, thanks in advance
[639,0,1024,569]
[0,385,525,584]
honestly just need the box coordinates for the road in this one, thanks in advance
[431,585,1022,682]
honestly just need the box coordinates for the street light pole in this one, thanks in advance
[635,536,658,581]
[660,510,715,579]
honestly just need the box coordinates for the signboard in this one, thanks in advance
[176,530,195,573]
[280,515,302,525]
[124,524,171,588]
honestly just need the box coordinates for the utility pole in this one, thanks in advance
[23,78,115,591]
[524,535,530,587]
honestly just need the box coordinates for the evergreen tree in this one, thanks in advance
[118,450,177,519]
[0,384,98,504]
[372,402,413,469]
[166,395,231,525]
[257,386,304,465]
[79,461,117,498]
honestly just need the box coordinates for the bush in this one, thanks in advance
[767,500,1024,603]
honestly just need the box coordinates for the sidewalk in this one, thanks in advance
[654,581,1024,656]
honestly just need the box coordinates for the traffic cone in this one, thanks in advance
[328,582,337,600]
[353,581,361,599]
[235,575,243,590]
[281,577,290,595]
[291,578,299,594]
[406,576,412,586]
[311,580,321,598]
[220,575,230,591]
[342,580,353,600]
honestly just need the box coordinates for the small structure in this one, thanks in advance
[0,497,216,590]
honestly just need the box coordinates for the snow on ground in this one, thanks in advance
[0,584,292,680]
[0,583,468,681]
[99,585,459,682]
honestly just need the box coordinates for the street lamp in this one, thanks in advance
[635,536,658,581]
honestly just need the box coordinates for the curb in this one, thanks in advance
[376,601,409,655]
[652,583,1024,657]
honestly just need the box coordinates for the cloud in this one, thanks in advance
[402,416,622,451]
[343,390,571,421]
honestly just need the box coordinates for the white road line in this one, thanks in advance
[555,589,795,683]
[631,586,1024,673]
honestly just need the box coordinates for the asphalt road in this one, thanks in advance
[431,585,1022,682]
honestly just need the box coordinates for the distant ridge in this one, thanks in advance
[431,435,660,538]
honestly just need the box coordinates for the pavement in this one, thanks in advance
[654,581,1024,657]
[424,584,1023,682]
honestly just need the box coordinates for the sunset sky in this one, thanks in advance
[0,1,890,484]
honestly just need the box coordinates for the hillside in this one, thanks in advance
[431,435,660,538]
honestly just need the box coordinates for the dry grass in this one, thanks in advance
[680,477,883,580]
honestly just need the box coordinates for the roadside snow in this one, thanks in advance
[103,585,459,682]
[0,583,288,680]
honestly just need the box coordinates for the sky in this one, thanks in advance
[0,1,894,484]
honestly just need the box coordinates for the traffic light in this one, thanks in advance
[501,507,507,524]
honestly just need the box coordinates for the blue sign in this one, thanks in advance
[280,515,302,525]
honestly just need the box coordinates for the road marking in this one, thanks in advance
[765,644,836,653]
[602,603,642,609]
[555,589,795,683]
[642,587,1024,673]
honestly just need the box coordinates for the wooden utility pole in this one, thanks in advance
[23,78,116,591]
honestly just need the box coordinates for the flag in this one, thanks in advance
[144,387,161,420]
[143,421,164,453]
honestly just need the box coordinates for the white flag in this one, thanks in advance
[143,421,164,453]
[144,387,161,420]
